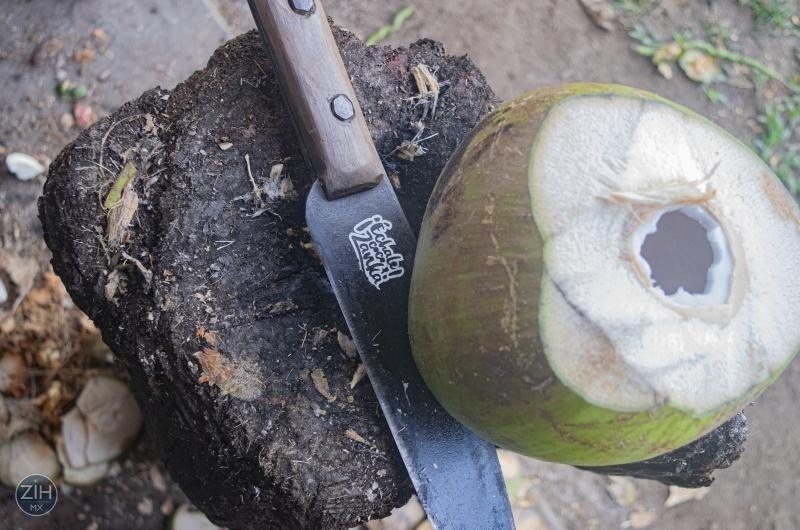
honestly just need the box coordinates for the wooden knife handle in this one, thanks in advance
[247,0,384,199]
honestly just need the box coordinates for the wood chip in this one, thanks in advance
[104,269,123,302]
[350,363,367,389]
[311,368,336,402]
[344,429,370,446]
[337,331,358,358]
[411,64,439,120]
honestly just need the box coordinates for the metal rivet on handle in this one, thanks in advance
[330,94,355,121]
[288,0,315,15]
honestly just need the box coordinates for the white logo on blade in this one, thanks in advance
[349,215,405,289]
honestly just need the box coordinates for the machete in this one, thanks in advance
[246,1,514,528]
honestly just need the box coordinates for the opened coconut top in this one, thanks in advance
[531,94,800,414]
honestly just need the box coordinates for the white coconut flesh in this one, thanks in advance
[531,95,800,414]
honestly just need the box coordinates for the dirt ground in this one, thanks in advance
[2,0,799,529]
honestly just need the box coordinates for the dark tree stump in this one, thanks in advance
[39,28,747,529]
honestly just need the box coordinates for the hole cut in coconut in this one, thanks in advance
[633,205,732,306]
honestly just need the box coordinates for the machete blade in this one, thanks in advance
[306,176,514,529]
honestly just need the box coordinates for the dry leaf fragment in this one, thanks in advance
[73,45,95,64]
[657,62,674,80]
[196,348,234,387]
[0,253,37,320]
[350,363,367,389]
[143,114,157,134]
[311,327,331,348]
[268,300,298,315]
[263,163,297,201]
[104,269,123,302]
[411,63,440,120]
[394,121,437,161]
[345,429,371,446]
[664,485,710,508]
[311,368,336,402]
[195,348,264,401]
[578,0,616,31]
[678,49,722,84]
[338,331,358,358]
[195,326,220,347]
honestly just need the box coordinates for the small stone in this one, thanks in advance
[0,278,6,304]
[5,152,45,181]
[60,112,76,131]
[137,497,154,516]
[161,496,175,515]
[218,142,233,151]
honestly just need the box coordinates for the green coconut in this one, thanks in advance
[408,83,800,466]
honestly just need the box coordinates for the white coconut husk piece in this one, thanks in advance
[0,252,37,323]
[0,398,43,444]
[5,152,46,181]
[61,376,142,469]
[55,435,109,486]
[0,431,61,487]
[169,504,223,530]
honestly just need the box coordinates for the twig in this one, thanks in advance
[244,154,264,207]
